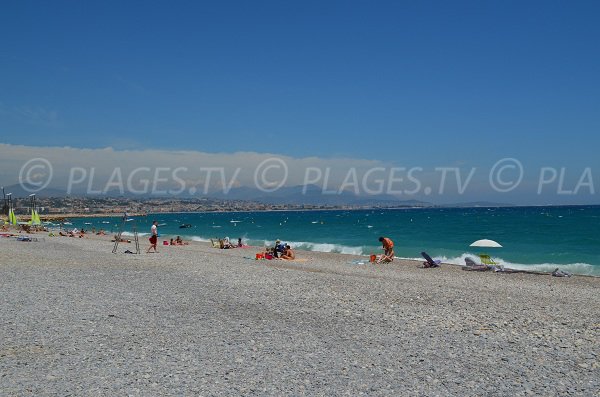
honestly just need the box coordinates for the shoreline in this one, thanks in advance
[4,223,599,277]
[4,229,600,281]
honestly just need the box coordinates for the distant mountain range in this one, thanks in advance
[208,185,430,207]
[1,183,513,208]
[1,183,66,198]
[442,201,515,208]
[2,183,431,207]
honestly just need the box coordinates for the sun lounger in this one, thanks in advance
[463,257,490,271]
[420,251,441,268]
[552,268,572,277]
[210,238,221,248]
[479,254,498,266]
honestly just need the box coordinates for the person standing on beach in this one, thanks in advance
[147,220,159,253]
[377,236,394,263]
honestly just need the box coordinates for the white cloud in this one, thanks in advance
[0,143,397,195]
[4,143,577,205]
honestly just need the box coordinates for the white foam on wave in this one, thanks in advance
[438,252,599,276]
[507,262,597,275]
[289,241,364,255]
[122,231,150,237]
[190,236,211,242]
[250,239,365,255]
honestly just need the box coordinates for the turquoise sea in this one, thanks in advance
[66,206,600,276]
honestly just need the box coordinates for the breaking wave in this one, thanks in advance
[431,253,599,276]
[252,240,365,255]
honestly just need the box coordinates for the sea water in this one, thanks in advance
[66,206,600,276]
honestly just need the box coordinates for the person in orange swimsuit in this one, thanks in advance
[377,236,394,263]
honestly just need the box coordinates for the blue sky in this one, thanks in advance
[1,1,599,203]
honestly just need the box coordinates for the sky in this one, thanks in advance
[1,1,599,204]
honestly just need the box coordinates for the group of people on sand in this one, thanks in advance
[261,239,295,260]
[143,219,391,264]
[145,220,233,253]
[170,236,188,246]
[59,228,86,238]
[264,237,391,263]
[219,236,243,249]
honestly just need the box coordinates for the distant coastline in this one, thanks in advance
[5,195,598,223]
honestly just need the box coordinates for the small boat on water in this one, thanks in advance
[179,224,192,229]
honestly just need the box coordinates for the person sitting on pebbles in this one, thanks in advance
[280,244,295,260]
[220,237,234,249]
[273,239,286,258]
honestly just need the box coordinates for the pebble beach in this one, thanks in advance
[1,233,599,396]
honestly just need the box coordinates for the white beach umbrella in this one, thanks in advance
[469,239,502,248]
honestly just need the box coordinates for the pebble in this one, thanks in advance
[0,236,598,396]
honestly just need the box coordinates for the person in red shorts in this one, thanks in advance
[146,220,159,253]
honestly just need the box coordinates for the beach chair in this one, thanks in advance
[463,257,490,271]
[210,238,221,248]
[479,254,497,266]
[552,268,572,277]
[420,252,441,268]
